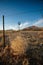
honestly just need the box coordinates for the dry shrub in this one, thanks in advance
[10,35,28,55]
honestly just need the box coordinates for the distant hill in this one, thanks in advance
[0,26,43,31]
[22,26,43,31]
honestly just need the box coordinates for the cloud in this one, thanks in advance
[0,25,3,30]
[32,19,43,27]
[20,22,30,29]
[4,24,18,30]
[0,19,43,30]
[4,22,30,30]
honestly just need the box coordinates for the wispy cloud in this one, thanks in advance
[4,24,18,30]
[0,25,3,30]
[4,22,30,30]
[0,19,43,30]
[20,22,30,29]
[32,19,43,27]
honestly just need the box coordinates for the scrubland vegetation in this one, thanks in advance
[0,31,43,65]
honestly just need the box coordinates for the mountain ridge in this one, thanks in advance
[22,26,43,31]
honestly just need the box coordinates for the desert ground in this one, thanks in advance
[0,30,43,65]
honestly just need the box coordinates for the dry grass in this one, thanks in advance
[11,35,28,55]
[0,31,43,65]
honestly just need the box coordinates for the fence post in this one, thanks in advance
[3,15,5,48]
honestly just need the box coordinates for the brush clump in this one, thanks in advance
[10,35,28,55]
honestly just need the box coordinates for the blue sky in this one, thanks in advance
[0,0,43,30]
